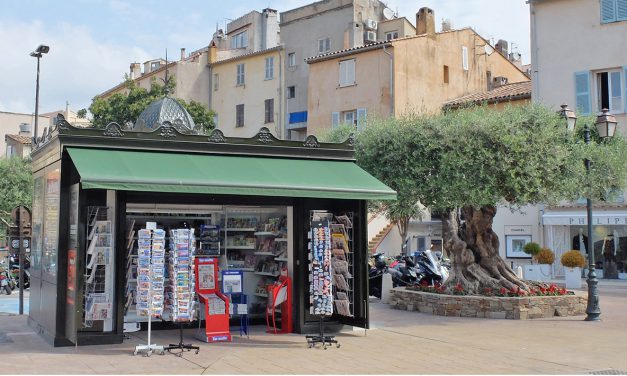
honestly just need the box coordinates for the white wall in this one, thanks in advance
[493,204,542,268]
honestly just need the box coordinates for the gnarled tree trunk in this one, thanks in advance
[442,205,528,294]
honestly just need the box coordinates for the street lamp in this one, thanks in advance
[30,44,50,142]
[560,105,617,322]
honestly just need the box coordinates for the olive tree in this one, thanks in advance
[355,104,627,294]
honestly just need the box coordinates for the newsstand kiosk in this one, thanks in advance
[195,257,231,342]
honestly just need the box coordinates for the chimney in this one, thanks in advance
[180,48,186,61]
[492,76,508,88]
[18,123,31,137]
[208,41,217,64]
[262,8,279,49]
[416,7,435,35]
[129,62,141,79]
[495,39,508,56]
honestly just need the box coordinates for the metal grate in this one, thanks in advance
[588,369,627,375]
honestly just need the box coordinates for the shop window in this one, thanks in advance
[339,59,356,87]
[230,30,248,49]
[287,86,295,99]
[596,70,623,113]
[385,31,399,41]
[288,52,296,67]
[236,63,245,86]
[265,57,274,80]
[236,104,245,127]
[443,65,449,84]
[264,99,274,123]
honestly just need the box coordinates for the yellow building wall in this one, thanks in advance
[307,48,392,136]
[211,50,284,138]
[393,29,529,116]
[307,28,529,137]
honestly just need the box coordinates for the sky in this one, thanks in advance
[0,0,530,115]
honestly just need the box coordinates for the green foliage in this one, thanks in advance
[317,123,356,143]
[77,108,87,119]
[522,242,541,256]
[89,77,215,131]
[0,158,33,240]
[561,250,587,268]
[536,247,555,264]
[355,104,627,214]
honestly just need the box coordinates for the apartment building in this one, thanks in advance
[530,0,627,279]
[305,7,529,135]
[280,0,394,140]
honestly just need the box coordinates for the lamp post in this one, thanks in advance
[559,104,617,321]
[30,44,50,142]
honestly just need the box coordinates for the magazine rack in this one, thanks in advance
[194,257,231,342]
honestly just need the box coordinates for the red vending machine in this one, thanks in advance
[194,257,231,342]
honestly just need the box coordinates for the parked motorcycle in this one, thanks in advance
[389,255,422,287]
[368,253,388,299]
[413,250,449,286]
[0,264,14,295]
[9,254,30,289]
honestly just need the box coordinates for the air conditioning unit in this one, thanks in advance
[364,31,377,43]
[365,19,378,30]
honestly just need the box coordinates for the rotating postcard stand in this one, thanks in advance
[134,225,166,356]
[306,220,339,349]
[164,228,199,356]
[195,257,231,342]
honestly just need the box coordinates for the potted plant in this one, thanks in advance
[561,250,586,288]
[535,247,555,282]
[522,242,541,281]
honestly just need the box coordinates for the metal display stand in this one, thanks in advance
[306,317,339,349]
[164,322,199,356]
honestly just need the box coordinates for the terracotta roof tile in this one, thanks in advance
[444,81,531,109]
[5,134,31,145]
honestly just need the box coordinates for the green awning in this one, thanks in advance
[67,148,396,200]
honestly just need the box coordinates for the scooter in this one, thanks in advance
[413,250,449,286]
[9,254,30,289]
[0,265,14,295]
[389,255,422,287]
[368,253,388,299]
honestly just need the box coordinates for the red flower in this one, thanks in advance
[420,279,429,287]
[499,287,508,296]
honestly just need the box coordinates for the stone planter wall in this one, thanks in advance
[389,288,586,319]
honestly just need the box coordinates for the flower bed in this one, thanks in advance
[389,287,586,319]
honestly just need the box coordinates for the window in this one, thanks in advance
[339,59,356,87]
[443,65,449,84]
[344,110,356,126]
[265,57,274,80]
[236,63,245,86]
[287,86,295,99]
[601,0,627,23]
[236,104,244,127]
[264,99,274,123]
[213,73,219,91]
[288,52,296,67]
[332,108,366,129]
[462,46,469,71]
[230,30,248,49]
[6,144,14,158]
[150,62,160,71]
[596,70,623,113]
[385,31,399,41]
[318,37,331,53]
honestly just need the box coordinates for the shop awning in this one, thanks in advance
[67,148,396,201]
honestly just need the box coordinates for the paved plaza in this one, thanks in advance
[0,282,625,374]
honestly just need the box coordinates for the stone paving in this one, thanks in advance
[0,281,625,374]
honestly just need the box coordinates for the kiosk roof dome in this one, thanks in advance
[134,97,196,132]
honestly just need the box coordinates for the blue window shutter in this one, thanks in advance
[356,108,367,130]
[618,0,627,21]
[624,67,627,114]
[332,112,340,128]
[575,71,592,115]
[601,0,617,23]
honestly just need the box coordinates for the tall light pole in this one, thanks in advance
[30,44,50,142]
[559,104,617,322]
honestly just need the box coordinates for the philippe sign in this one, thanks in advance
[543,213,627,225]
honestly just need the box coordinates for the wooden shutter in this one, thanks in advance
[601,0,617,23]
[332,112,340,128]
[574,71,591,115]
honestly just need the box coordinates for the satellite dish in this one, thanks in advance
[484,44,495,56]
[383,7,394,20]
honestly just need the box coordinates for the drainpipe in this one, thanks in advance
[278,46,284,139]
[382,44,394,117]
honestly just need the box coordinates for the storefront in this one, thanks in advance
[542,207,627,279]
[28,103,395,346]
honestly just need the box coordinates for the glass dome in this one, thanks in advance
[133,97,196,132]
